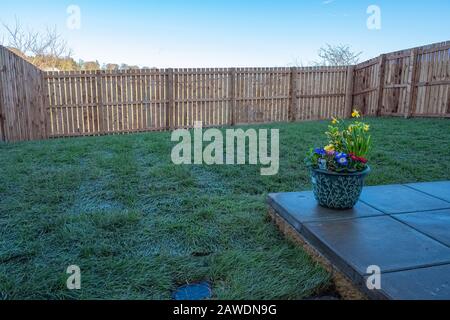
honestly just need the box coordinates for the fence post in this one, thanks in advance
[289,67,297,122]
[96,70,105,134]
[404,48,419,119]
[42,72,51,139]
[344,65,355,118]
[165,68,174,130]
[375,54,386,116]
[229,68,236,126]
[0,103,4,142]
[0,46,8,142]
[0,63,4,141]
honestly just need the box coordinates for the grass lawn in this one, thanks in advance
[1,117,450,300]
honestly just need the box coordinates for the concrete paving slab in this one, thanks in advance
[302,216,450,276]
[267,192,384,229]
[407,181,450,203]
[360,185,450,214]
[394,209,450,247]
[378,264,450,300]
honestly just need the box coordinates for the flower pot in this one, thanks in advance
[310,166,371,209]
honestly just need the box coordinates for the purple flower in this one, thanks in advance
[335,152,349,166]
[314,148,326,156]
[337,157,348,166]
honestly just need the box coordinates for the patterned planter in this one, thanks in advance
[310,167,371,209]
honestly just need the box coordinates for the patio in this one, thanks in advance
[268,181,450,300]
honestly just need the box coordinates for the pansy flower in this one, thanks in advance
[337,157,348,166]
[314,148,326,156]
[335,152,349,166]
[335,152,347,159]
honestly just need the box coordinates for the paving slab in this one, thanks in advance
[394,209,450,247]
[377,264,450,300]
[360,185,450,214]
[407,181,450,203]
[302,216,450,277]
[267,192,384,229]
[268,181,450,299]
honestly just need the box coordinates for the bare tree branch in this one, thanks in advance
[1,19,74,70]
[314,44,362,66]
[1,17,36,54]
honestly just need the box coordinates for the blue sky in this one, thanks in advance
[1,0,449,67]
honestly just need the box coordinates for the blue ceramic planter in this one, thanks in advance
[310,166,371,209]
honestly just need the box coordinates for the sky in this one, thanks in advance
[0,0,449,68]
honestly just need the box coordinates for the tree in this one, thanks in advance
[119,64,139,70]
[1,18,74,70]
[104,63,119,71]
[314,44,362,66]
[0,18,36,55]
[33,56,78,71]
[82,61,101,70]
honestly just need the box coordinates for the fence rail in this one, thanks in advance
[1,41,449,142]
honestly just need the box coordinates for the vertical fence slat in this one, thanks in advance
[405,49,419,118]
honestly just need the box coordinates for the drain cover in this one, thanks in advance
[173,281,212,300]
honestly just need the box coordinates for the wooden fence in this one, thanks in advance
[43,66,351,138]
[0,41,449,142]
[353,41,450,117]
[0,46,48,142]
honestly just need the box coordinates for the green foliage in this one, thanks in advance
[306,110,372,172]
[343,122,371,158]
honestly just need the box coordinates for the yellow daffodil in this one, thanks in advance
[364,125,370,132]
[352,109,361,118]
[331,117,339,125]
[324,144,335,153]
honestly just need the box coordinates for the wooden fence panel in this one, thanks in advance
[353,41,450,118]
[44,69,170,137]
[171,68,231,128]
[233,68,290,124]
[293,66,348,121]
[414,44,450,117]
[383,53,410,115]
[0,45,48,142]
[353,58,379,116]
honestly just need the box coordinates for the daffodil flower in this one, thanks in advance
[352,110,361,118]
[331,117,339,125]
